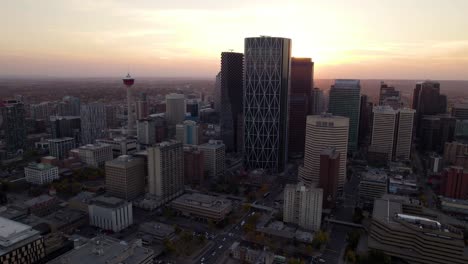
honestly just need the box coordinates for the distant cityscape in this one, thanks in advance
[1,35,468,264]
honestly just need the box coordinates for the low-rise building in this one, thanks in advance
[24,194,59,217]
[96,137,137,157]
[359,169,388,206]
[0,217,46,264]
[24,162,59,185]
[138,222,175,245]
[48,236,154,264]
[47,137,75,160]
[198,140,225,178]
[369,195,468,264]
[68,191,97,212]
[41,208,87,234]
[171,193,232,222]
[78,143,113,168]
[388,174,418,196]
[88,196,133,232]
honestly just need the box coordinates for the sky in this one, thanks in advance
[1,0,468,80]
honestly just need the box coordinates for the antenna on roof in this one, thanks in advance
[228,49,234,52]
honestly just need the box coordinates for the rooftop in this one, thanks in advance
[91,196,127,208]
[49,236,154,264]
[139,222,175,237]
[78,143,111,150]
[172,193,231,209]
[48,137,75,143]
[24,194,56,207]
[25,162,57,171]
[0,217,39,248]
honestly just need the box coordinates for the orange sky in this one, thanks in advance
[1,0,468,79]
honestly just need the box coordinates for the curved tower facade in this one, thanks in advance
[243,36,291,173]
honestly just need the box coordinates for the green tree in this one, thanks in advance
[345,249,357,263]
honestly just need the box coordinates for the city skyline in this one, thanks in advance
[2,0,468,80]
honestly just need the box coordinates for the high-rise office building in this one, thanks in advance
[0,100,26,156]
[136,93,149,120]
[165,93,186,126]
[310,88,325,115]
[147,141,184,201]
[184,146,205,185]
[379,82,400,105]
[219,51,244,153]
[288,57,314,156]
[370,105,397,161]
[394,108,416,161]
[48,137,76,159]
[30,101,55,120]
[58,96,81,116]
[105,155,145,201]
[214,72,221,113]
[440,166,468,200]
[299,114,349,191]
[198,140,225,178]
[328,79,361,152]
[175,120,202,145]
[80,103,107,144]
[186,99,200,119]
[413,81,447,136]
[50,116,81,144]
[137,118,156,146]
[105,105,120,129]
[421,114,456,153]
[283,182,323,231]
[452,103,468,120]
[243,36,291,172]
[358,95,373,147]
[319,147,340,209]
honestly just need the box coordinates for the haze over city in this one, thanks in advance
[2,0,468,79]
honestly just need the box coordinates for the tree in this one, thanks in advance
[305,244,314,255]
[346,230,361,250]
[345,249,357,263]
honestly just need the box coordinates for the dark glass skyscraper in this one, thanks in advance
[328,79,361,152]
[413,81,447,137]
[288,57,313,156]
[219,51,244,153]
[243,36,291,172]
[0,100,26,157]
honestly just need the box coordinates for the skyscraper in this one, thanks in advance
[319,147,340,209]
[137,118,156,146]
[123,73,136,136]
[50,116,81,144]
[299,114,349,191]
[184,146,205,185]
[48,137,75,160]
[283,182,323,231]
[175,120,202,145]
[105,155,145,201]
[80,103,107,144]
[379,82,400,105]
[288,57,314,156]
[310,88,325,115]
[394,108,415,161]
[413,81,447,136]
[136,93,149,120]
[369,106,397,161]
[58,96,81,116]
[198,140,225,178]
[147,141,184,201]
[328,79,361,152]
[165,93,186,126]
[219,51,244,153]
[0,100,26,156]
[243,36,291,172]
[358,95,372,147]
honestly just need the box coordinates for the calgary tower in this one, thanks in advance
[123,73,135,136]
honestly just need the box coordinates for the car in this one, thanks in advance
[222,237,226,241]
[219,245,223,249]
[201,258,205,262]
[319,259,326,263]
[212,252,216,256]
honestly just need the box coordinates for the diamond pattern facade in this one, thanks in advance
[243,37,291,172]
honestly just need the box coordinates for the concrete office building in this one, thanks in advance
[171,193,232,223]
[176,120,202,145]
[370,105,397,161]
[47,137,75,159]
[30,101,54,120]
[219,51,244,153]
[147,141,184,201]
[105,155,145,201]
[78,143,113,168]
[440,166,468,199]
[49,236,153,264]
[0,217,45,264]
[137,118,156,146]
[96,137,138,157]
[359,169,388,206]
[299,114,349,191]
[24,162,59,185]
[319,148,340,209]
[394,108,415,160]
[165,93,186,126]
[328,79,361,152]
[198,140,225,178]
[443,141,468,169]
[243,36,291,173]
[310,88,325,115]
[50,116,81,144]
[283,182,323,231]
[88,196,133,232]
[379,82,400,107]
[80,103,107,144]
[288,57,314,155]
[369,195,468,264]
[136,93,149,120]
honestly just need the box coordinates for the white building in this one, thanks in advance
[165,93,185,126]
[283,182,323,231]
[198,140,225,178]
[24,162,59,185]
[78,143,113,168]
[394,108,415,161]
[147,141,184,202]
[47,137,75,159]
[88,196,133,232]
[370,105,397,161]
